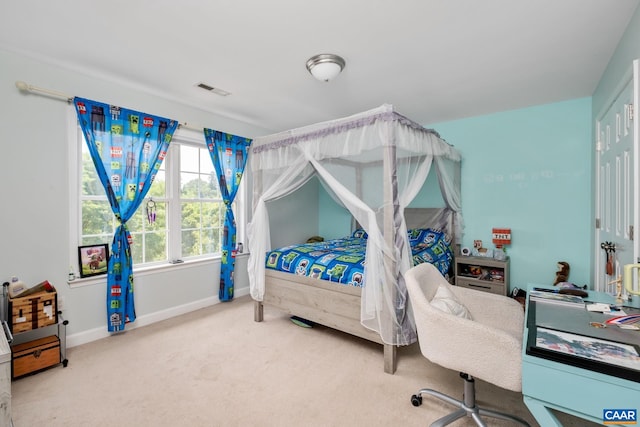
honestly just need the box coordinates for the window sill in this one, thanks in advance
[66,255,245,288]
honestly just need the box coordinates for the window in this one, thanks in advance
[73,123,241,272]
[80,136,169,264]
[178,144,226,258]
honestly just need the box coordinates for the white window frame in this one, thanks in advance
[68,107,248,285]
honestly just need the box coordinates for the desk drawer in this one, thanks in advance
[523,358,640,420]
[456,278,505,295]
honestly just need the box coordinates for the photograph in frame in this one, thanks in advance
[78,244,109,278]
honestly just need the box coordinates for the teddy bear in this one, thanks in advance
[553,261,570,285]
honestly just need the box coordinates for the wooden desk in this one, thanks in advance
[522,288,640,425]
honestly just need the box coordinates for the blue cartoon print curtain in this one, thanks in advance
[204,129,251,301]
[74,97,177,332]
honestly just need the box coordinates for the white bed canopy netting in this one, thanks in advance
[247,104,462,346]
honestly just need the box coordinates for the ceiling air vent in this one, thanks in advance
[195,82,231,97]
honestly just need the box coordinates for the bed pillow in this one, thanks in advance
[430,285,472,320]
[408,228,450,245]
[409,228,454,276]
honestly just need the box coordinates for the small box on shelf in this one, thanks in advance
[8,286,57,333]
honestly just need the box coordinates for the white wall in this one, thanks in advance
[0,49,269,345]
[592,5,640,118]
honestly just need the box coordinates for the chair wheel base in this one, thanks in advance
[411,394,423,407]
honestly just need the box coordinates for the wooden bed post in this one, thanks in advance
[382,129,399,374]
[384,344,397,374]
[251,148,266,324]
[254,300,264,322]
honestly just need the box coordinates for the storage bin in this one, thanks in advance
[8,289,57,333]
[11,335,60,379]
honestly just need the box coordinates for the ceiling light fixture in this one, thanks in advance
[305,54,345,82]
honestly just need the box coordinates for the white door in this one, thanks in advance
[594,62,637,293]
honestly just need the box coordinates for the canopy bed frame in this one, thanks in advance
[248,105,462,374]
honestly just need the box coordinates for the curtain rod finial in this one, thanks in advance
[15,81,29,92]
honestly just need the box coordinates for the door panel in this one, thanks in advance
[595,76,635,293]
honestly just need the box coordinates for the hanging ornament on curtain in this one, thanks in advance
[146,198,156,224]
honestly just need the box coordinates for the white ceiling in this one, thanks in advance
[1,0,638,133]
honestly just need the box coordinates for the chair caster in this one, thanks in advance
[411,394,422,407]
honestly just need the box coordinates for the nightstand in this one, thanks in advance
[454,255,509,295]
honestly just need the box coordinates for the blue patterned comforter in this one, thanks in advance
[265,228,453,287]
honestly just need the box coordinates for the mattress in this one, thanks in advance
[265,228,453,286]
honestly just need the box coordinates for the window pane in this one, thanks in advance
[145,231,166,262]
[128,209,143,233]
[181,229,200,258]
[203,202,223,253]
[200,173,217,199]
[200,153,214,175]
[178,145,223,259]
[180,145,199,173]
[201,227,218,254]
[82,151,105,197]
[82,200,114,236]
[181,172,201,198]
[202,202,222,228]
[129,202,167,263]
[181,202,201,229]
[130,236,143,264]
[180,199,229,256]
[148,169,166,198]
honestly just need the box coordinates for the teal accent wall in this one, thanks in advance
[430,98,592,291]
[317,158,446,239]
[318,187,352,239]
[269,177,321,247]
[408,168,446,208]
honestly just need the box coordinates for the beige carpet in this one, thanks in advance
[11,296,597,426]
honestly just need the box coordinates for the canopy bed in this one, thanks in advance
[247,104,462,373]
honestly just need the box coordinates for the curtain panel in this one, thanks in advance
[74,97,178,332]
[204,129,251,301]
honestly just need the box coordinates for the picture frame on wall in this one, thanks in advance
[78,244,109,278]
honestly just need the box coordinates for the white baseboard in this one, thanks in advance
[66,286,250,348]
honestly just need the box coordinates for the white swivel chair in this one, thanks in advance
[405,262,530,427]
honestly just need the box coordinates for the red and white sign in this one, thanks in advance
[492,228,511,247]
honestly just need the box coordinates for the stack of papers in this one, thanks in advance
[530,289,585,307]
[586,303,614,313]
